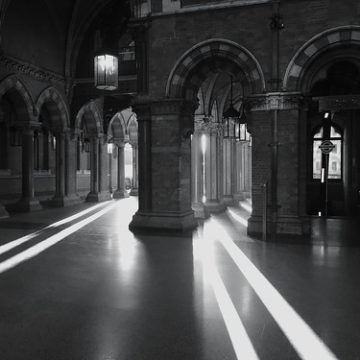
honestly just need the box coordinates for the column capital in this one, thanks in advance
[245,92,304,111]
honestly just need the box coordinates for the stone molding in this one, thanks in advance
[0,54,65,84]
[314,95,360,112]
[245,92,303,111]
[194,116,223,135]
[151,98,197,116]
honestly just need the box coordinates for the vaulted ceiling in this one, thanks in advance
[0,0,130,78]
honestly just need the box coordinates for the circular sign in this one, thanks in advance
[319,140,335,154]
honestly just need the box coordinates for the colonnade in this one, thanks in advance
[191,116,252,218]
[0,129,139,214]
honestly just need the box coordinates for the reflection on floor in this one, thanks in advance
[0,197,359,360]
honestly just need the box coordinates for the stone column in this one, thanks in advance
[64,131,81,205]
[191,130,208,218]
[130,142,138,196]
[14,126,41,211]
[204,126,226,213]
[247,93,310,238]
[113,142,129,199]
[99,138,111,200]
[50,132,65,204]
[86,136,111,202]
[86,136,99,201]
[223,137,235,205]
[49,131,82,207]
[129,98,197,232]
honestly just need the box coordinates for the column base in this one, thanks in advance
[129,210,197,232]
[86,191,112,202]
[113,189,129,199]
[129,187,138,196]
[192,202,210,219]
[223,195,236,206]
[0,203,9,218]
[248,214,311,239]
[204,200,226,214]
[47,194,83,207]
[233,192,250,201]
[10,197,42,212]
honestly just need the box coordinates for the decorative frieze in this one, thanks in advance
[245,92,303,111]
[0,54,64,83]
[194,115,223,135]
[314,95,360,112]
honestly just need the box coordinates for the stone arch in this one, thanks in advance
[127,113,138,144]
[108,113,127,143]
[0,74,35,119]
[74,100,102,136]
[36,87,69,131]
[283,26,360,91]
[166,39,266,100]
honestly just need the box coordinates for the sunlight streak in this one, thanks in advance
[0,202,119,274]
[216,224,339,360]
[227,208,248,227]
[195,235,259,360]
[0,202,109,256]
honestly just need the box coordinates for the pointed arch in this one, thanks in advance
[0,74,35,120]
[108,113,127,143]
[36,87,69,131]
[74,99,103,136]
[166,39,266,99]
[283,26,360,91]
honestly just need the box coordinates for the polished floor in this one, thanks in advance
[0,198,359,360]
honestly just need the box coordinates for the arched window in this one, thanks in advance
[312,122,342,180]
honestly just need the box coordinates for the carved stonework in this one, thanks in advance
[246,92,303,111]
[0,54,65,83]
[314,95,360,112]
[195,116,223,136]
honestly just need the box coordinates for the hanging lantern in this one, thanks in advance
[94,52,118,90]
[237,104,250,142]
[223,76,240,139]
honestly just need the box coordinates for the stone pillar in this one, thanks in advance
[49,131,82,207]
[129,98,197,232]
[64,131,81,205]
[191,130,208,218]
[204,126,226,213]
[223,138,235,205]
[113,142,129,199]
[14,126,41,212]
[49,132,65,205]
[86,136,99,201]
[86,136,111,202]
[130,142,138,196]
[246,93,310,238]
[98,138,111,200]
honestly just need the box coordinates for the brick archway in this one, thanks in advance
[0,74,35,119]
[283,26,360,91]
[166,39,266,99]
[36,87,69,131]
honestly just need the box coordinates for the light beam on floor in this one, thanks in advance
[216,223,339,360]
[195,235,259,360]
[0,202,108,256]
[227,208,248,227]
[0,201,119,274]
[240,201,252,214]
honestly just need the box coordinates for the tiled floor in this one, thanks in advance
[0,197,359,360]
